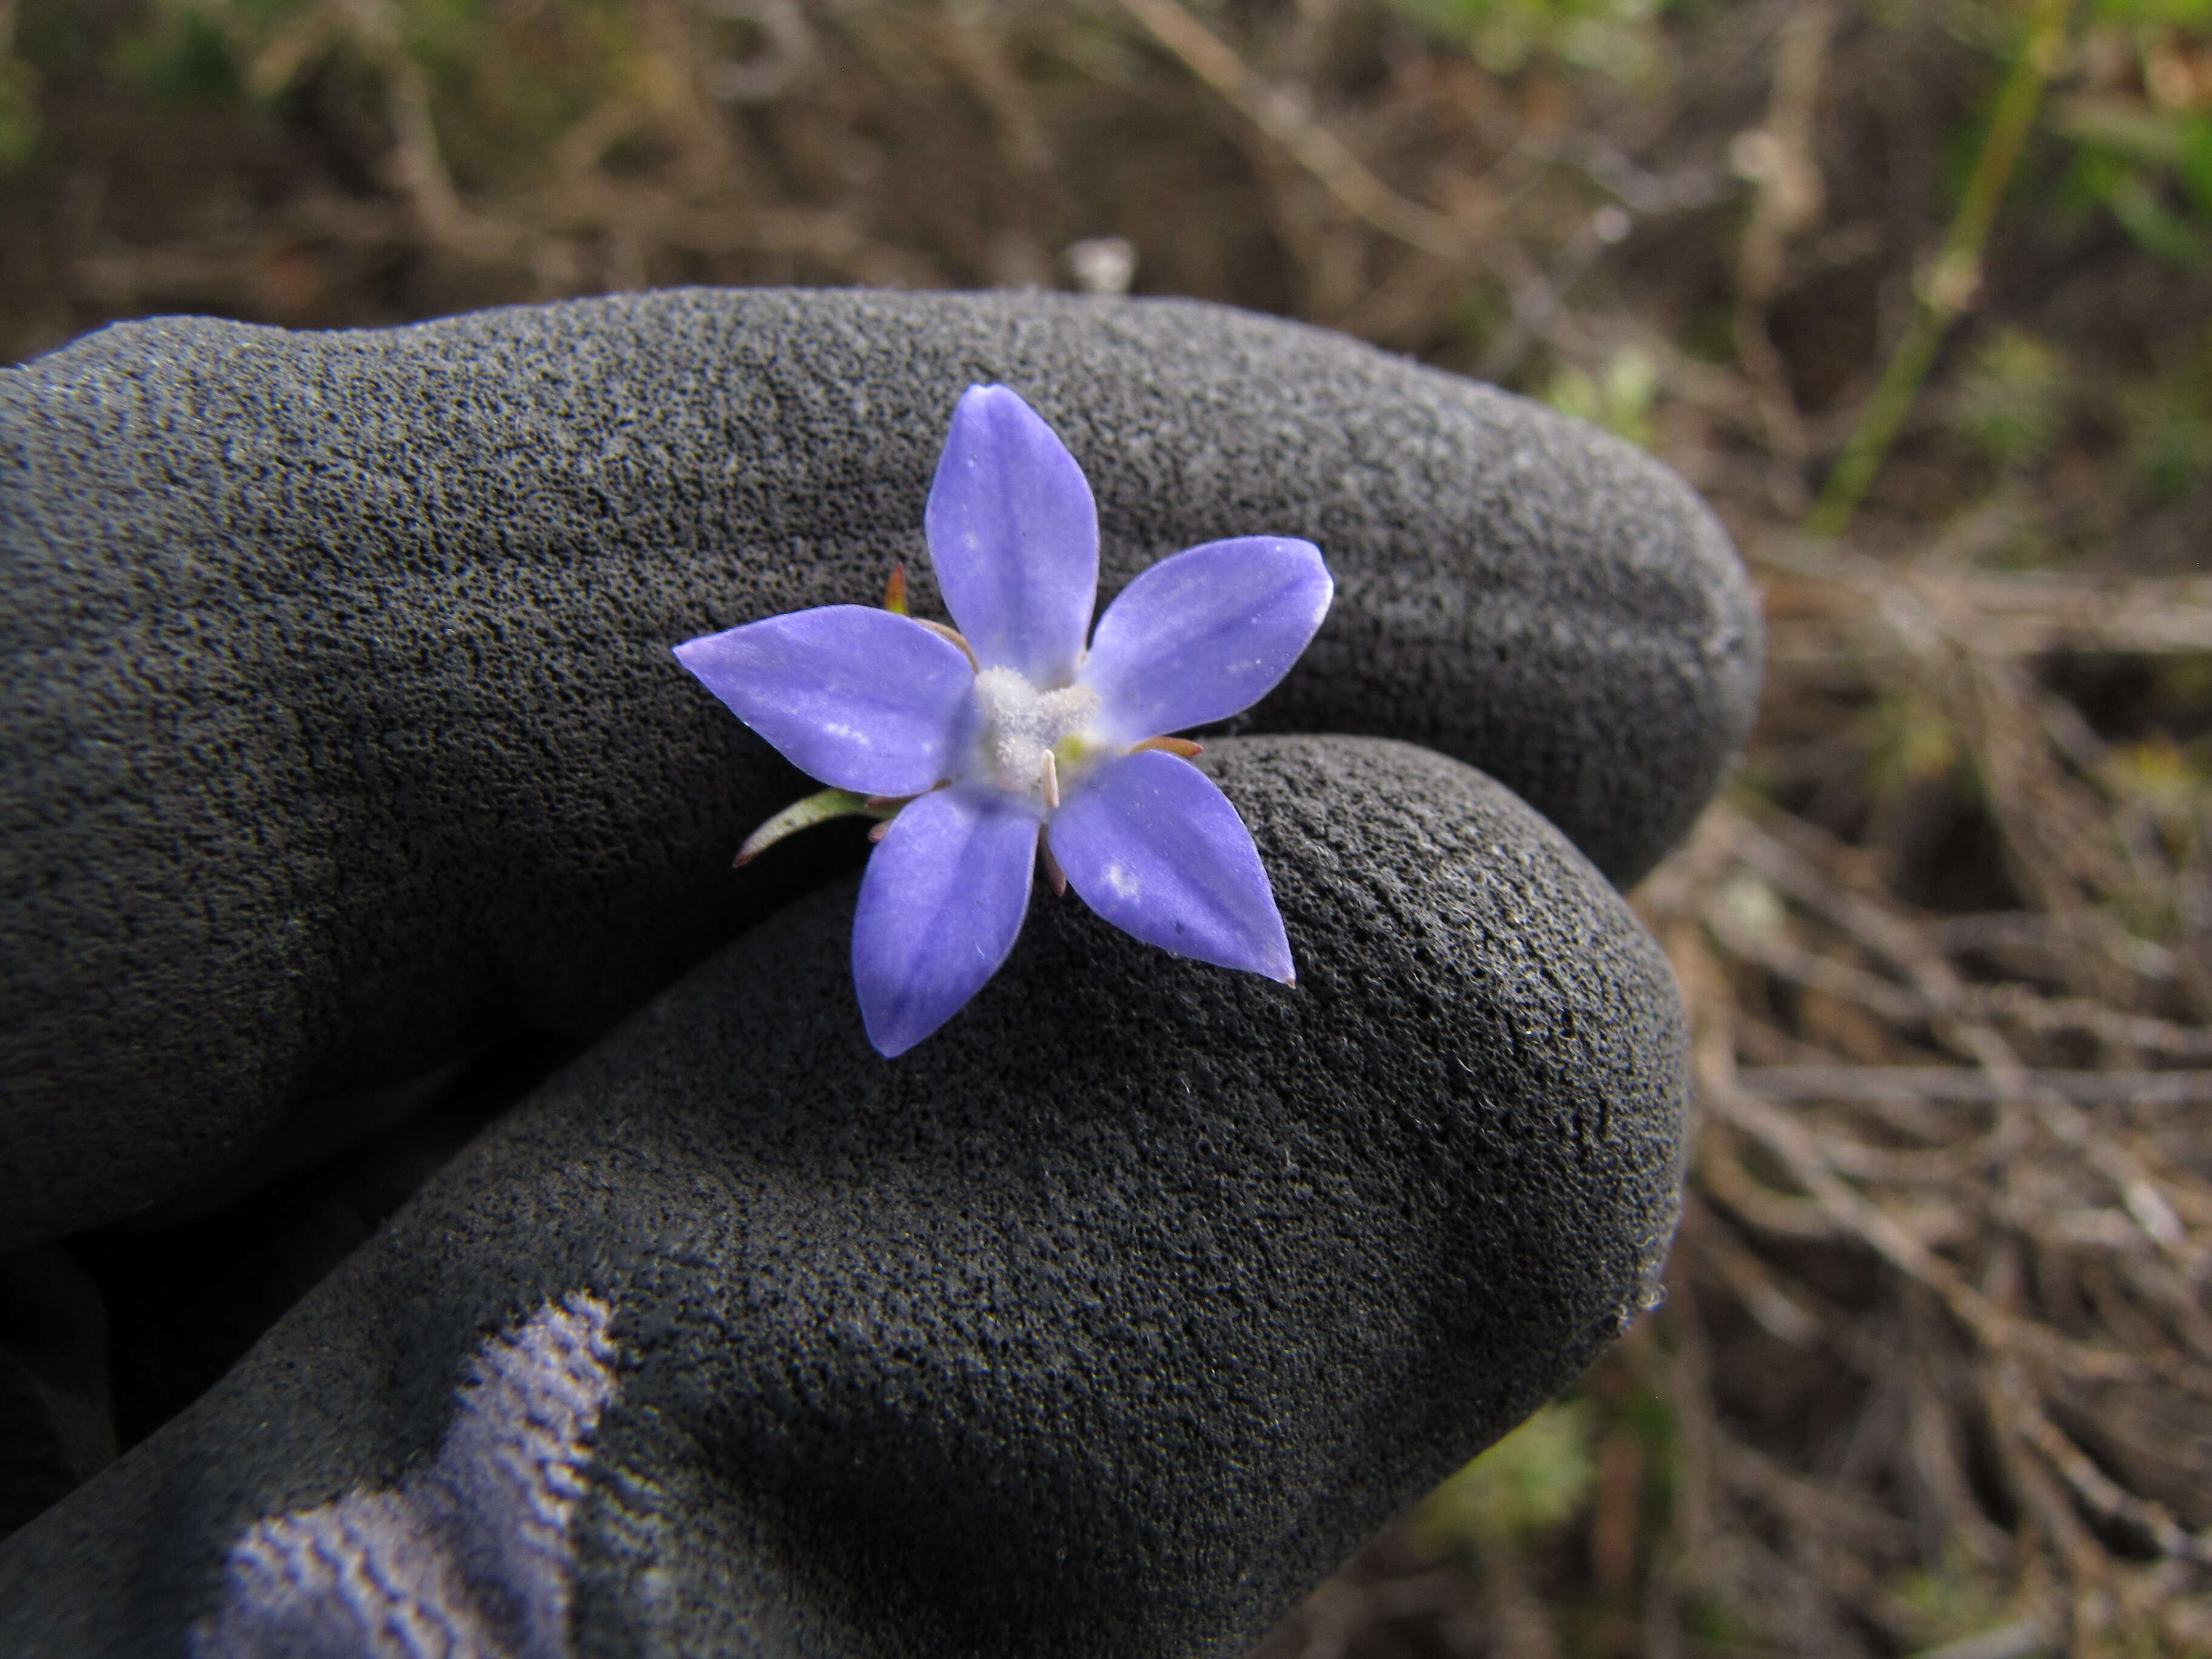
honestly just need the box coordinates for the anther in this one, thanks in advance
[1041,751,1061,811]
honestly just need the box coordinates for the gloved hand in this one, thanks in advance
[0,290,1758,1657]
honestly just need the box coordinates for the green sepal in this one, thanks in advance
[734,787,902,866]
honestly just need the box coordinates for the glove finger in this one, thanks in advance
[0,735,1687,1659]
[2,291,1750,1245]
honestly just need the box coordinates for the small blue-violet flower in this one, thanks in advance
[674,384,1333,1057]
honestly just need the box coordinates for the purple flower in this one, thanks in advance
[675,385,1333,1057]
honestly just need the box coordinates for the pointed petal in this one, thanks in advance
[1050,750,1293,982]
[674,606,977,797]
[853,788,1040,1057]
[923,384,1098,686]
[1079,537,1331,743]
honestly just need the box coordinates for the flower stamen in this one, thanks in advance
[973,668,1101,800]
[914,618,979,672]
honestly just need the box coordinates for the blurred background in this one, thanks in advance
[5,0,2212,1654]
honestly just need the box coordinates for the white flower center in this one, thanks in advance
[973,667,1101,800]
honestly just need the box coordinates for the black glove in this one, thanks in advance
[0,291,1757,1657]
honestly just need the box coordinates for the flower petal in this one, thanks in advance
[1078,537,1332,744]
[673,606,977,797]
[923,385,1098,688]
[853,787,1040,1057]
[1049,750,1293,982]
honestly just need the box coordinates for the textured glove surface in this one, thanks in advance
[0,737,1687,1659]
[1,289,1757,1248]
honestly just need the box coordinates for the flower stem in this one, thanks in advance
[1801,0,2070,543]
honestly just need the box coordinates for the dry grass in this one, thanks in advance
[1258,531,2212,1654]
[7,0,2212,1652]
